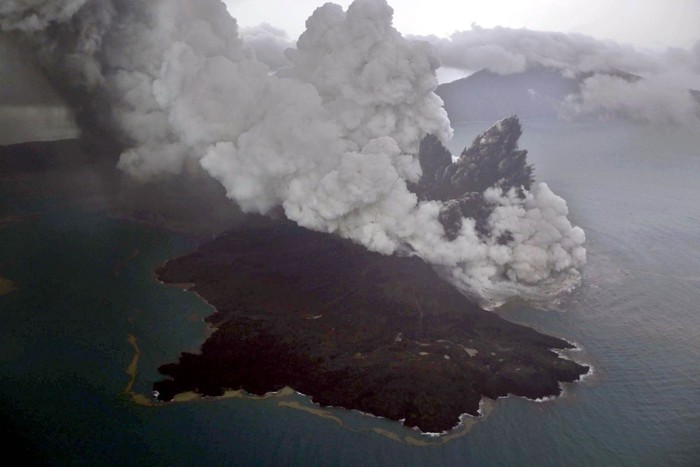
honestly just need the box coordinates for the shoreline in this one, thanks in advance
[122,330,493,445]
[130,338,591,442]
[553,339,596,385]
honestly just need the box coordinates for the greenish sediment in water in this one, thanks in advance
[0,276,17,295]
[277,399,495,446]
[123,334,155,406]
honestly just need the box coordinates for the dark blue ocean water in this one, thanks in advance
[1,121,699,465]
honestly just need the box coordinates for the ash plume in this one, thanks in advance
[1,0,586,306]
[239,23,293,70]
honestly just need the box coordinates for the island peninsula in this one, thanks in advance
[153,221,588,434]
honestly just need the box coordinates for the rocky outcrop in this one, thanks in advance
[414,116,532,239]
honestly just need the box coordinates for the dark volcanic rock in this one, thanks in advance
[416,133,452,190]
[154,221,588,434]
[414,116,532,239]
[418,116,532,201]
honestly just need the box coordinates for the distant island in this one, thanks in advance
[436,68,574,122]
[435,67,642,123]
[152,118,589,434]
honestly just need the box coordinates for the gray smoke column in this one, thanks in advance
[1,0,586,307]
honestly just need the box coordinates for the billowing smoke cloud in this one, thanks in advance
[564,73,700,125]
[422,25,661,76]
[0,0,89,32]
[1,0,586,306]
[430,183,586,307]
[419,25,700,125]
[239,23,293,70]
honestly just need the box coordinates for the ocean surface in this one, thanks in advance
[1,120,699,465]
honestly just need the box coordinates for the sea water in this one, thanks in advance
[0,120,699,465]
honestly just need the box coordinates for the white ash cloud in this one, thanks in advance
[421,25,662,76]
[485,184,586,284]
[239,23,293,70]
[1,0,586,306]
[418,25,700,125]
[562,73,700,125]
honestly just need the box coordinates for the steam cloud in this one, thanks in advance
[1,0,586,306]
[420,26,700,125]
[239,23,293,70]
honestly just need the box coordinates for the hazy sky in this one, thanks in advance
[226,0,700,49]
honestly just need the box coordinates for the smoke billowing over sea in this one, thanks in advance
[0,0,587,307]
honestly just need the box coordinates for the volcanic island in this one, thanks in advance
[152,117,589,434]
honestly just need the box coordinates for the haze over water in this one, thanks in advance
[0,120,699,465]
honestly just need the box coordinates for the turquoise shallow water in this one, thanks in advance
[1,121,699,465]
